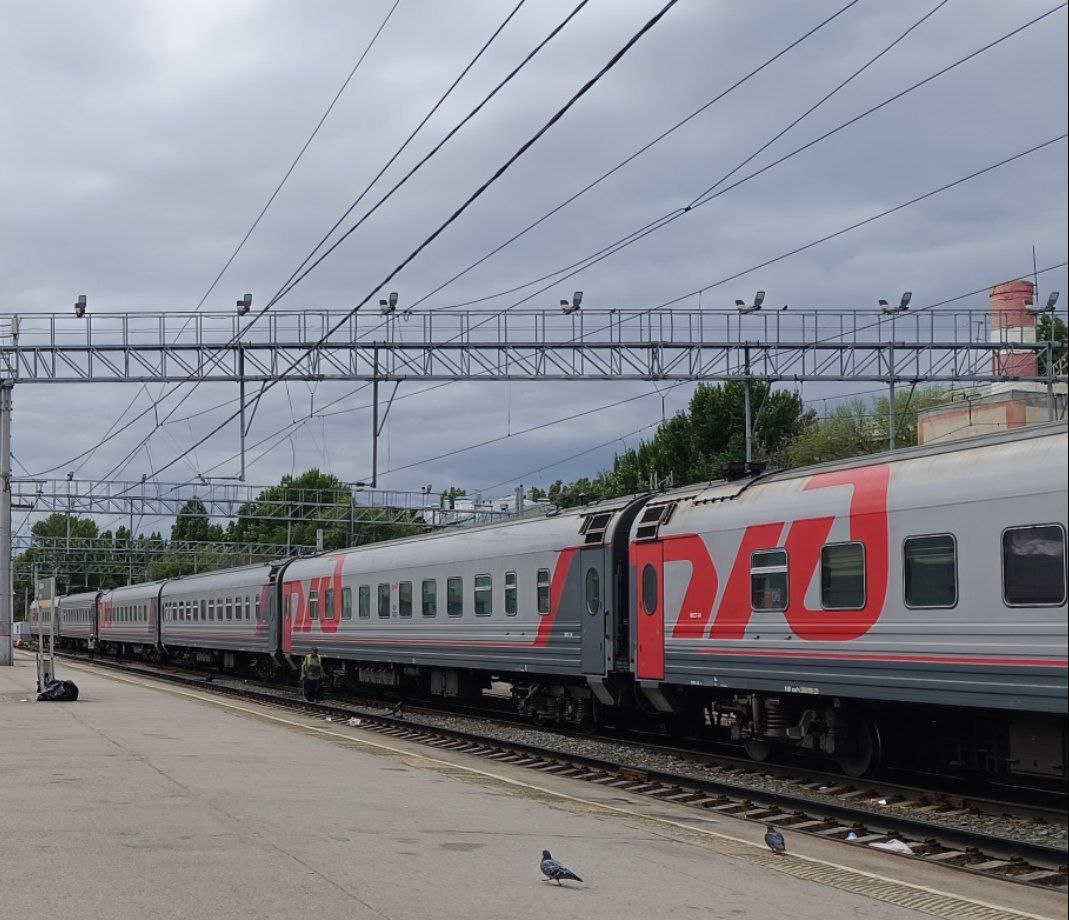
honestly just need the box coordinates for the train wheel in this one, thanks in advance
[743,739,774,763]
[837,719,882,778]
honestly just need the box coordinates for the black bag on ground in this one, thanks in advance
[37,679,79,702]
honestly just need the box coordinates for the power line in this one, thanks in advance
[410,0,866,311]
[125,0,684,486]
[195,0,405,315]
[93,0,583,482]
[79,0,538,481]
[74,2,405,480]
[431,1,1065,314]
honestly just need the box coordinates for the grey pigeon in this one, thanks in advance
[540,849,582,885]
[764,825,786,855]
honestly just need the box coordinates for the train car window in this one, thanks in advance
[201,600,207,620]
[474,575,492,616]
[821,542,866,609]
[447,577,463,617]
[641,564,658,615]
[193,602,200,622]
[308,591,319,620]
[904,534,957,608]
[751,549,788,612]
[585,568,600,616]
[536,569,551,615]
[341,587,352,620]
[1003,524,1067,606]
[421,579,437,617]
[504,572,517,616]
[226,598,234,621]
[359,585,370,619]
[325,589,334,621]
[378,583,391,618]
[244,596,251,620]
[255,596,262,621]
[399,582,413,618]
[207,599,214,620]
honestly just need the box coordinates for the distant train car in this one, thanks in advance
[630,423,1068,777]
[27,599,56,645]
[12,620,33,647]
[279,493,648,725]
[98,581,164,658]
[57,590,100,651]
[159,563,286,677]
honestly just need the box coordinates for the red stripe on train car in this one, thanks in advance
[693,648,1068,668]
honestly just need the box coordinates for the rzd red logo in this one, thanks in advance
[669,465,889,642]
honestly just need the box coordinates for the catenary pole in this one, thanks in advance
[1,381,13,665]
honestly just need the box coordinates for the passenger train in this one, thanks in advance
[29,423,1068,780]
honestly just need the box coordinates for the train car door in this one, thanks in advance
[634,543,665,680]
[579,549,609,674]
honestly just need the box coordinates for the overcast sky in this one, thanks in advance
[2,0,1066,536]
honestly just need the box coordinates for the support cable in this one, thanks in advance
[122,0,685,485]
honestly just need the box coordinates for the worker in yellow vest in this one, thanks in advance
[86,635,97,661]
[300,647,324,702]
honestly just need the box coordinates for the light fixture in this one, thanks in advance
[881,291,911,315]
[1027,290,1060,315]
[560,291,583,315]
[236,293,252,316]
[75,294,87,318]
[736,290,765,315]
[379,291,399,315]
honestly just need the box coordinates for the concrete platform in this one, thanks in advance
[0,655,1061,920]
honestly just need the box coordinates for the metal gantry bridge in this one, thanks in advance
[2,305,1067,663]
[2,307,1065,383]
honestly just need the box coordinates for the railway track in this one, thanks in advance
[55,652,1068,893]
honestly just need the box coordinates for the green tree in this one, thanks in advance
[542,382,806,508]
[230,468,424,551]
[787,387,946,467]
[170,498,224,543]
[1037,314,1067,378]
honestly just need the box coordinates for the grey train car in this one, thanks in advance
[41,423,1067,780]
[27,599,56,644]
[629,423,1068,777]
[57,590,100,650]
[159,562,285,676]
[98,580,164,658]
[280,494,649,725]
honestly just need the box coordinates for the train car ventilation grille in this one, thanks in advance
[580,511,614,545]
[634,502,676,542]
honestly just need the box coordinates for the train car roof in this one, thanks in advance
[100,580,166,601]
[159,561,275,594]
[648,420,1068,507]
[59,590,101,605]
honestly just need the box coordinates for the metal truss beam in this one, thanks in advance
[3,308,1065,384]
[13,535,319,584]
[12,478,541,528]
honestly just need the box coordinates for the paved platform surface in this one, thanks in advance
[0,656,1061,920]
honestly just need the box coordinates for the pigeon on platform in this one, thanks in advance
[764,825,786,855]
[540,849,582,885]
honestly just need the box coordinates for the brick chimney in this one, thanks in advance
[990,279,1037,377]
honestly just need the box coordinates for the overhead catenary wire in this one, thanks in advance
[409,0,866,312]
[429,0,1065,314]
[118,0,685,487]
[87,0,584,483]
[74,0,405,479]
